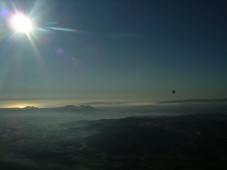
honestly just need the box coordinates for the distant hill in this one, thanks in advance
[0,105,96,113]
[24,106,39,110]
[160,98,227,104]
[57,105,96,112]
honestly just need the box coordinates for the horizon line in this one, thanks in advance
[0,98,227,109]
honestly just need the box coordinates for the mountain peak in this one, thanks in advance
[24,106,39,109]
[60,105,96,111]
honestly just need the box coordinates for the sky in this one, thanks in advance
[0,0,226,107]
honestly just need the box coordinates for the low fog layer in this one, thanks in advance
[0,104,227,169]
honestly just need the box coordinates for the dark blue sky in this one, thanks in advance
[0,0,226,105]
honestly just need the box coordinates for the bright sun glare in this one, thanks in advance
[9,12,34,34]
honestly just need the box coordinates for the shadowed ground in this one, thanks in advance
[0,111,227,169]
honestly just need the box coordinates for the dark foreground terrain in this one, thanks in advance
[0,112,227,170]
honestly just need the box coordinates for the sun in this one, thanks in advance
[9,12,34,34]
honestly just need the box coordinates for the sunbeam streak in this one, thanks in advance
[48,27,79,32]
